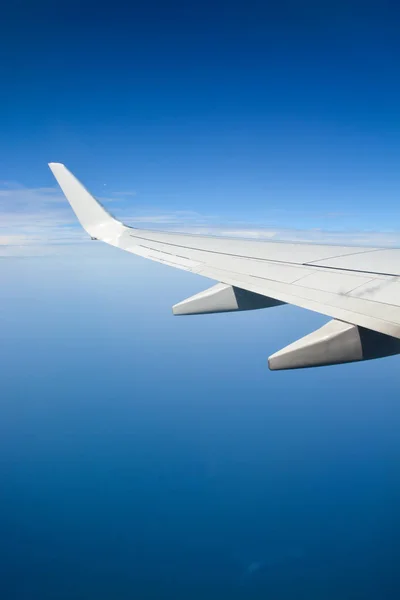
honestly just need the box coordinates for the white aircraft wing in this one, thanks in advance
[49,162,400,370]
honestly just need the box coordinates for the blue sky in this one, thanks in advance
[1,0,400,248]
[1,2,400,598]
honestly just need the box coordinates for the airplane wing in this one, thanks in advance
[49,162,400,370]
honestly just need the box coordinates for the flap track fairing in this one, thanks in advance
[268,319,400,370]
[173,283,285,316]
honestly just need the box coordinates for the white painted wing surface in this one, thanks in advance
[49,163,400,368]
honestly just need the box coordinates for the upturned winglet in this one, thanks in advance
[48,162,125,241]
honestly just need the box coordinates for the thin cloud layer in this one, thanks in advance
[2,182,400,257]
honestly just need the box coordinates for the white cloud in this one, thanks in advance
[2,182,400,257]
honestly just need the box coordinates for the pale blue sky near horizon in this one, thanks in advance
[1,2,400,598]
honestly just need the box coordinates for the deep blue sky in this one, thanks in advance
[1,2,400,598]
[1,1,400,232]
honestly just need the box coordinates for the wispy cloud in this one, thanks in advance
[0,183,85,251]
[111,190,137,198]
[2,182,400,257]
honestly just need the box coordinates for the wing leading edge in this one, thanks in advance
[49,163,400,369]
